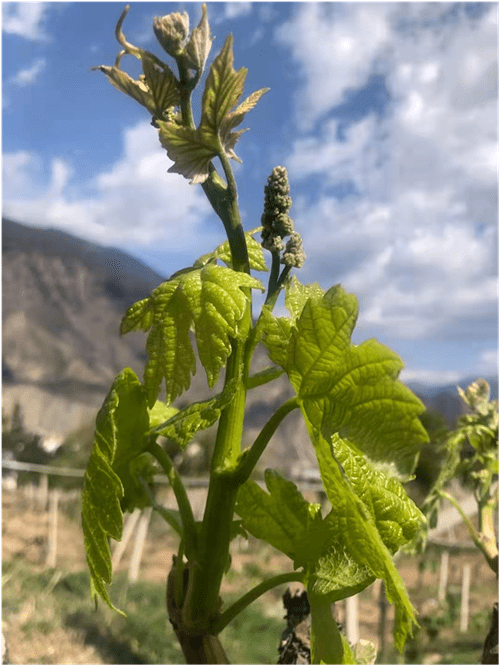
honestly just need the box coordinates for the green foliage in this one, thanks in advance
[121,263,263,406]
[81,369,148,612]
[422,379,498,575]
[85,5,432,662]
[261,280,428,479]
[150,380,238,449]
[157,34,268,183]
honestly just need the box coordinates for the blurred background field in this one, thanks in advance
[2,478,496,665]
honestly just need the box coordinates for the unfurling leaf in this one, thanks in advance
[94,65,157,115]
[141,56,180,118]
[265,283,427,479]
[200,34,269,162]
[158,34,269,183]
[81,368,150,613]
[151,380,238,448]
[121,265,264,406]
[153,11,189,58]
[184,4,213,74]
[93,53,180,121]
[194,228,268,272]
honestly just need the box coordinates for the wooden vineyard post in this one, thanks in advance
[111,508,142,570]
[46,489,59,568]
[438,550,449,602]
[129,507,152,582]
[460,563,471,633]
[38,473,49,511]
[345,594,359,646]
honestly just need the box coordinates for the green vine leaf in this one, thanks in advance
[333,436,425,552]
[93,55,180,120]
[306,423,418,652]
[81,368,150,613]
[157,121,219,184]
[150,379,238,448]
[283,284,428,479]
[258,306,292,369]
[235,469,322,561]
[158,35,268,183]
[94,65,157,114]
[184,3,213,74]
[194,228,268,272]
[284,275,324,320]
[121,265,264,406]
[142,56,181,117]
[120,296,154,334]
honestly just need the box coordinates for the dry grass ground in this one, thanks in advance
[2,486,496,664]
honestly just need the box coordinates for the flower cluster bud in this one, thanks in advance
[282,231,306,268]
[261,166,305,267]
[153,12,190,58]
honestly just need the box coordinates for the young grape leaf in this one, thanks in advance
[179,264,263,389]
[150,379,238,448]
[157,121,219,184]
[303,435,424,604]
[143,276,196,407]
[258,306,292,369]
[285,284,428,479]
[284,275,324,320]
[158,35,268,183]
[120,296,154,334]
[94,54,180,121]
[142,55,180,117]
[333,436,425,553]
[121,265,263,406]
[82,368,150,613]
[184,3,213,74]
[306,421,418,652]
[94,65,157,115]
[194,228,268,272]
[235,469,322,561]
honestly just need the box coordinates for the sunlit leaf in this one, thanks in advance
[122,265,263,406]
[82,368,150,613]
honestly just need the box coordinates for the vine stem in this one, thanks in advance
[438,489,498,573]
[236,396,300,484]
[211,571,304,634]
[147,440,198,556]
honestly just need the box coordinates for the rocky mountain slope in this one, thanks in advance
[3,218,494,473]
[2,218,167,439]
[2,218,315,472]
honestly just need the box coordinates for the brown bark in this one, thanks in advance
[166,558,229,664]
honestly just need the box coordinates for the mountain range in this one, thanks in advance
[2,218,494,472]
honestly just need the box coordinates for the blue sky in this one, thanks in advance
[2,2,498,387]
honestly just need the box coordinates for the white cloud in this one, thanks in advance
[477,349,499,377]
[275,4,391,130]
[279,3,498,343]
[399,368,463,386]
[2,122,215,253]
[10,58,46,87]
[2,3,50,41]
[214,2,252,24]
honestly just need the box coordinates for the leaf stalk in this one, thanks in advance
[211,571,304,634]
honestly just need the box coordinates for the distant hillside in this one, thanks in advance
[1,219,315,473]
[2,218,172,438]
[408,378,498,426]
[2,218,495,474]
